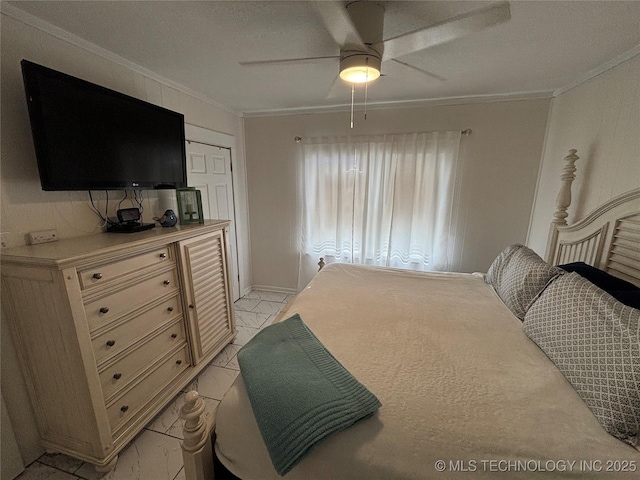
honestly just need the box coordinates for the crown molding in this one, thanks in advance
[553,44,640,97]
[1,2,242,117]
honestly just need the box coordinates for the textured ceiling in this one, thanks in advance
[7,1,640,115]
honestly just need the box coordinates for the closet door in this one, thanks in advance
[178,229,234,363]
[185,141,240,301]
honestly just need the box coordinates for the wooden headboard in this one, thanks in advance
[545,150,640,287]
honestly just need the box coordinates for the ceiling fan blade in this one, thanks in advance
[239,55,339,67]
[390,59,446,82]
[312,1,365,49]
[375,1,511,61]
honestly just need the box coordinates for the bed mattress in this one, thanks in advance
[215,263,639,479]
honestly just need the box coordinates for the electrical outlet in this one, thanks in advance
[27,229,58,245]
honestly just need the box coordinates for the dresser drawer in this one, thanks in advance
[92,296,182,365]
[107,346,189,435]
[99,320,186,401]
[85,268,179,331]
[78,246,173,290]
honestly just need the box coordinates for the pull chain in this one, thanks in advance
[350,83,355,129]
[364,63,369,121]
[350,58,372,128]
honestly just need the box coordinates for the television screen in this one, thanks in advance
[21,60,187,191]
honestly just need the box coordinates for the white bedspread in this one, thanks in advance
[215,264,640,479]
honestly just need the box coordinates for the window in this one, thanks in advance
[298,131,462,287]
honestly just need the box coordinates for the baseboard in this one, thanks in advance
[249,284,298,295]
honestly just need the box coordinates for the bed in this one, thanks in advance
[180,150,640,479]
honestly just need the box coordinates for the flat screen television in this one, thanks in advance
[21,60,187,191]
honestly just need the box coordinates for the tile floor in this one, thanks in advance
[15,290,295,480]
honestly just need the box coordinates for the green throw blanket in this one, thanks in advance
[237,314,381,475]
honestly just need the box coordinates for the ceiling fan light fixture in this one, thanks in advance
[340,66,381,83]
[339,53,381,83]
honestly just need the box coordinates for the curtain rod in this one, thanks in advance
[295,129,472,142]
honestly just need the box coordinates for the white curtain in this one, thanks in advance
[297,131,462,289]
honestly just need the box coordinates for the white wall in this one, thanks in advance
[0,11,251,465]
[528,53,640,255]
[245,98,551,290]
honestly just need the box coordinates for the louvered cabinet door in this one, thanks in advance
[178,229,235,363]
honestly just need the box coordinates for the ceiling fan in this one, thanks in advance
[239,1,512,88]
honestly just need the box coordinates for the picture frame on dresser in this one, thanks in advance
[177,187,205,225]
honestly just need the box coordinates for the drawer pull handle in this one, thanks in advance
[189,304,194,309]
[92,273,103,280]
[120,405,129,413]
[171,333,178,339]
[99,307,109,314]
[106,340,116,347]
[176,359,182,365]
[163,280,171,286]
[113,373,122,380]
[167,306,174,312]
[159,253,167,259]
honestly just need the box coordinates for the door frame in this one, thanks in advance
[184,124,243,301]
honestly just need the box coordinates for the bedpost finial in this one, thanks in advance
[181,391,204,419]
[552,149,580,225]
[181,391,212,452]
[184,390,199,405]
[545,149,580,263]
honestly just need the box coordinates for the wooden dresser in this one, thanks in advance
[1,221,235,471]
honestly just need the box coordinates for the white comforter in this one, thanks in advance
[215,264,640,479]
